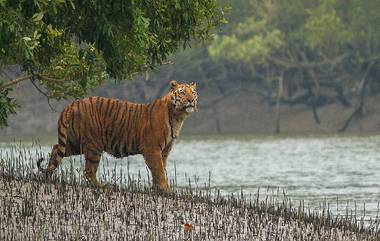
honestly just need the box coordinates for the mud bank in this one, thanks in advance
[0,176,378,241]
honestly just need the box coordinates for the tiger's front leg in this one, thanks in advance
[162,142,173,170]
[83,145,105,188]
[143,150,169,192]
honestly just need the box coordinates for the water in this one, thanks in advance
[1,135,380,219]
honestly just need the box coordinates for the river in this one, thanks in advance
[1,134,379,220]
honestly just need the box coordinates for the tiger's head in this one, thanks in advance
[169,80,198,113]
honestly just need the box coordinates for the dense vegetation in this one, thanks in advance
[0,0,225,127]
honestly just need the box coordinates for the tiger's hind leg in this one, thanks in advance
[40,109,70,180]
[83,147,104,188]
[45,143,66,180]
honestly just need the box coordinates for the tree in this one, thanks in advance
[0,0,225,127]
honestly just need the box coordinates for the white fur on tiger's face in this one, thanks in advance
[170,80,198,113]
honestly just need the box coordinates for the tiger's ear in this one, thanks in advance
[190,82,197,88]
[170,80,179,90]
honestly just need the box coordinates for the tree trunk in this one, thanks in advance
[311,94,321,124]
[213,107,222,134]
[339,62,375,132]
[306,68,321,124]
[275,73,284,134]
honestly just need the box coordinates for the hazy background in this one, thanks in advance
[2,64,380,139]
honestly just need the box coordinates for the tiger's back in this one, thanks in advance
[62,96,148,158]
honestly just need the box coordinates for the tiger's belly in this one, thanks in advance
[104,142,139,159]
[106,150,139,159]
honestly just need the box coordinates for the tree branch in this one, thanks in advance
[0,74,33,89]
[29,77,60,112]
[198,87,268,109]
[267,53,348,70]
[0,72,63,113]
[36,74,66,83]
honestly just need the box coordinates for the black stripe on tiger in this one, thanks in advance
[105,100,117,147]
[56,148,64,157]
[130,105,140,153]
[116,102,128,140]
[88,159,100,164]
[108,101,122,148]
[113,143,121,158]
[103,98,112,117]
[121,142,129,156]
[58,137,66,148]
[126,104,137,152]
[58,127,66,139]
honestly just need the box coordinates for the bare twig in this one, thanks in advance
[30,76,60,112]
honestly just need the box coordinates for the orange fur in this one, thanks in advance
[38,80,198,191]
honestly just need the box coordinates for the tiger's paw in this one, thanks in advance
[152,182,171,194]
[85,176,106,189]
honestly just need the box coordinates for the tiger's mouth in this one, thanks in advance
[182,103,196,113]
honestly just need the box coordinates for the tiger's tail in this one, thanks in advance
[37,157,46,173]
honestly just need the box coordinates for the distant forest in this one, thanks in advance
[164,0,380,132]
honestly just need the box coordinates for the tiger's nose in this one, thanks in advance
[187,97,194,103]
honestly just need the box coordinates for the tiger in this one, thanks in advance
[37,80,198,191]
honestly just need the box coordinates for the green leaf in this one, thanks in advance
[175,1,181,9]
[32,12,44,22]
[0,88,19,127]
